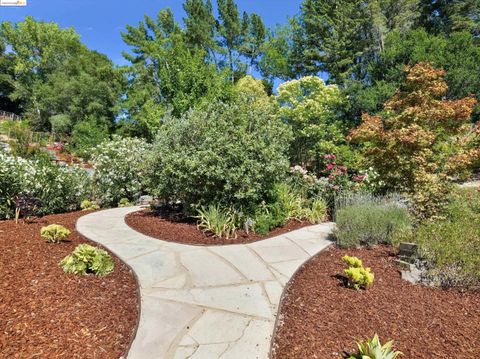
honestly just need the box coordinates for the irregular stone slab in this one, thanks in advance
[145,284,273,319]
[209,246,274,282]
[187,310,251,344]
[128,296,202,359]
[179,249,246,286]
[75,207,334,359]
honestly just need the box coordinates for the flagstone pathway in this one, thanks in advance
[76,207,334,359]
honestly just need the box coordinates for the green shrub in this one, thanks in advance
[92,136,151,206]
[348,334,402,359]
[147,99,291,210]
[40,224,71,243]
[80,199,100,211]
[334,193,412,248]
[196,204,237,239]
[342,255,374,290]
[303,198,328,224]
[0,151,90,219]
[59,244,114,276]
[400,189,480,288]
[118,198,133,208]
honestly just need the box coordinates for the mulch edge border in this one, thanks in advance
[74,214,142,358]
[268,242,335,359]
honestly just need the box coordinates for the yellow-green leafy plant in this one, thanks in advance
[40,224,71,243]
[342,255,363,268]
[59,244,114,276]
[348,334,402,359]
[80,199,100,211]
[118,198,133,208]
[342,255,374,290]
[196,204,237,239]
[304,198,328,224]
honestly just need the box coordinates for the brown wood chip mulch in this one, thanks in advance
[125,209,313,246]
[0,211,139,359]
[271,246,480,359]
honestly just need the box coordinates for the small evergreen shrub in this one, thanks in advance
[400,188,480,288]
[348,334,402,359]
[334,193,412,247]
[59,244,114,276]
[342,255,374,290]
[40,224,71,243]
[118,198,133,208]
[196,204,237,239]
[80,199,100,211]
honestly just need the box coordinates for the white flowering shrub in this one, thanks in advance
[0,151,90,219]
[91,136,151,206]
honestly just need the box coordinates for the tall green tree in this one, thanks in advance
[421,0,480,36]
[299,0,373,84]
[183,0,218,65]
[0,39,18,113]
[121,9,231,139]
[217,0,244,81]
[0,17,121,131]
[240,13,266,74]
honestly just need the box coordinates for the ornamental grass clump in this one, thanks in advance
[40,224,71,243]
[342,255,374,290]
[348,334,402,359]
[196,204,237,239]
[60,244,114,276]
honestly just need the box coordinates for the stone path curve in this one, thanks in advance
[76,206,334,359]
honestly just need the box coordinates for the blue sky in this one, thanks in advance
[0,0,302,65]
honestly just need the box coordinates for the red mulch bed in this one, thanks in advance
[272,246,480,359]
[125,209,312,246]
[0,211,139,359]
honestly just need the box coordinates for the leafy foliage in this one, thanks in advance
[0,152,89,219]
[91,136,151,206]
[80,200,100,211]
[118,198,134,208]
[60,244,114,276]
[276,76,346,172]
[196,204,237,239]
[40,224,71,243]
[350,63,478,219]
[334,193,412,248]
[342,255,375,290]
[348,334,402,359]
[399,188,480,288]
[147,99,291,210]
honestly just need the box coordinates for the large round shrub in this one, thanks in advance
[91,136,151,206]
[148,100,292,210]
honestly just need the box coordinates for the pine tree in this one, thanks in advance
[183,0,218,64]
[217,0,243,82]
[240,13,266,74]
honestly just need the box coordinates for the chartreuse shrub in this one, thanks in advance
[118,198,133,208]
[399,188,480,288]
[342,255,374,290]
[147,99,291,210]
[334,192,412,248]
[40,224,71,243]
[60,244,114,276]
[80,199,100,211]
[196,204,237,239]
[348,334,402,359]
